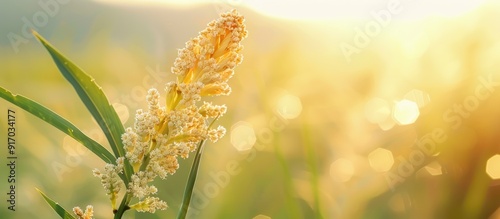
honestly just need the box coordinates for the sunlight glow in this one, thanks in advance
[93,0,206,6]
[365,98,391,124]
[368,148,394,172]
[245,0,489,20]
[393,99,419,125]
[93,0,489,20]
[276,94,302,120]
[230,121,256,152]
[424,162,443,176]
[486,155,500,179]
[330,158,355,182]
[404,90,431,108]
[378,117,396,131]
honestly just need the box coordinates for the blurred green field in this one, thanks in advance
[2,1,500,219]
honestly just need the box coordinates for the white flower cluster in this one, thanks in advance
[92,157,124,209]
[93,9,247,214]
[73,205,94,219]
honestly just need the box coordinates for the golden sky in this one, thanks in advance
[93,0,490,20]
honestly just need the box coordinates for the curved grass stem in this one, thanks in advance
[177,140,206,219]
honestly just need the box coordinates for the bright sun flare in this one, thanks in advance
[93,0,490,20]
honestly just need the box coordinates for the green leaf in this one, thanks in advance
[177,117,220,219]
[36,188,76,219]
[177,140,206,219]
[0,86,115,164]
[32,31,133,184]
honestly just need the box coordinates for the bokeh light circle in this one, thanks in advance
[276,94,302,119]
[230,121,257,151]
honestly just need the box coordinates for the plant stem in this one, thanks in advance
[177,140,206,219]
[114,193,132,219]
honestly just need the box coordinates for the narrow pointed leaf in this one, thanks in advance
[177,140,206,219]
[36,188,76,219]
[0,86,115,164]
[32,31,132,184]
[177,117,220,219]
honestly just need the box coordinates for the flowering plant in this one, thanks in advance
[0,9,246,219]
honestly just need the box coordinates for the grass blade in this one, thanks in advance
[32,31,132,184]
[36,188,76,219]
[177,140,206,219]
[301,118,323,219]
[274,134,303,219]
[0,86,115,164]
